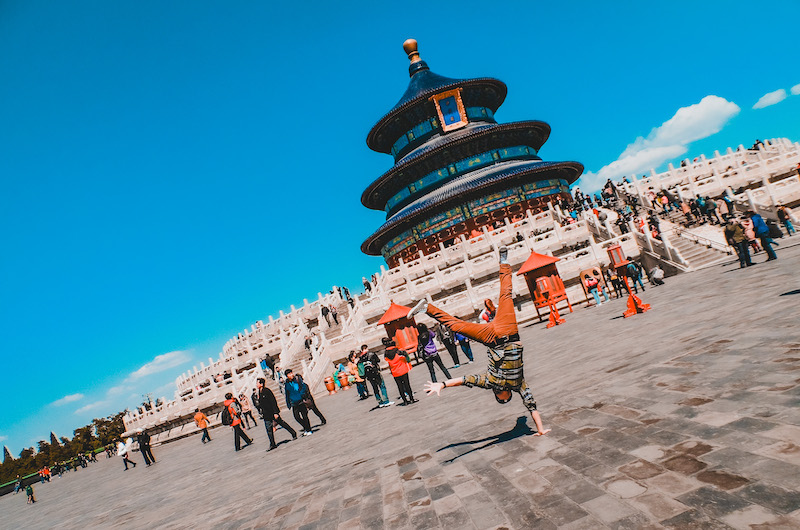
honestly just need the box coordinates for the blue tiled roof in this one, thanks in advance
[361,160,583,255]
[362,121,551,210]
[366,67,507,154]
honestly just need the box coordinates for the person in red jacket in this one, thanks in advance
[383,337,417,406]
[224,392,252,451]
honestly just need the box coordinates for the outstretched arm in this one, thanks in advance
[424,378,464,396]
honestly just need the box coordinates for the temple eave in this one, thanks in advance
[361,121,553,209]
[360,161,583,256]
[366,77,508,153]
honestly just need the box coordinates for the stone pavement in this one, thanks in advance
[3,241,800,529]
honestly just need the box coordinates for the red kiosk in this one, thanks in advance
[516,251,572,327]
[376,302,420,355]
[607,244,651,318]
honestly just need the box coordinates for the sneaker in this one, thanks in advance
[452,364,460,368]
[321,419,327,425]
[292,433,298,440]
[384,401,395,406]
[408,299,428,317]
[303,431,313,436]
[267,445,277,452]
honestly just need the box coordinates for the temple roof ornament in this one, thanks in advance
[360,40,583,265]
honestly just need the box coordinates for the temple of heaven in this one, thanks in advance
[360,39,584,266]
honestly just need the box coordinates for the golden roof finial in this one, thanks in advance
[403,38,421,64]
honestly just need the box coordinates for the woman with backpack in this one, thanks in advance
[359,345,392,408]
[416,323,451,383]
[222,392,252,451]
[584,274,603,307]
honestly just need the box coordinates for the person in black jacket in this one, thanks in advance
[255,378,297,450]
[135,428,155,466]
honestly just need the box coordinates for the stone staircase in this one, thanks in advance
[667,233,733,270]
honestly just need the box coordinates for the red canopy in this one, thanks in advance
[516,251,560,276]
[376,302,413,326]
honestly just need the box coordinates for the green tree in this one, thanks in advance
[93,411,126,447]
[72,426,98,453]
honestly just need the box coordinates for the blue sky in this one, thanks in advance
[1,1,798,455]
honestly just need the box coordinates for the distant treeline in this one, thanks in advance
[1,411,126,485]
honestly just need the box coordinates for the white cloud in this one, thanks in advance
[791,83,800,96]
[74,401,109,415]
[753,89,787,109]
[578,95,740,192]
[0,435,7,442]
[128,350,191,380]
[107,384,131,396]
[101,350,191,410]
[51,393,84,406]
[151,381,177,400]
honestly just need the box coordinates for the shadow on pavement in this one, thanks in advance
[437,416,534,463]
[779,289,800,296]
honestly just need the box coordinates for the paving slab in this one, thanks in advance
[3,240,800,528]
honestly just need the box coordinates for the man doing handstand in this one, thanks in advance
[410,246,550,436]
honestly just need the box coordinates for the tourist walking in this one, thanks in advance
[284,369,326,436]
[748,211,778,261]
[360,344,393,407]
[626,261,646,293]
[384,338,416,405]
[347,352,369,400]
[417,323,451,383]
[255,377,297,450]
[136,428,155,466]
[436,323,460,368]
[777,205,796,235]
[455,332,474,363]
[26,484,36,504]
[724,218,752,268]
[194,408,212,443]
[117,438,137,470]
[238,392,257,429]
[223,392,252,451]
[411,247,550,436]
[584,274,604,306]
[741,217,761,254]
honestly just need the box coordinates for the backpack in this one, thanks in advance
[221,407,232,426]
[221,404,234,426]
[363,354,380,380]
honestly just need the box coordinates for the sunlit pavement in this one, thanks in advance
[3,240,800,529]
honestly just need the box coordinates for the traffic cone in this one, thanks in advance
[622,291,651,318]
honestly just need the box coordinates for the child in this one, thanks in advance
[26,484,36,504]
[383,338,416,405]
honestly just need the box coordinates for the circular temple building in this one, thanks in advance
[361,40,584,267]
